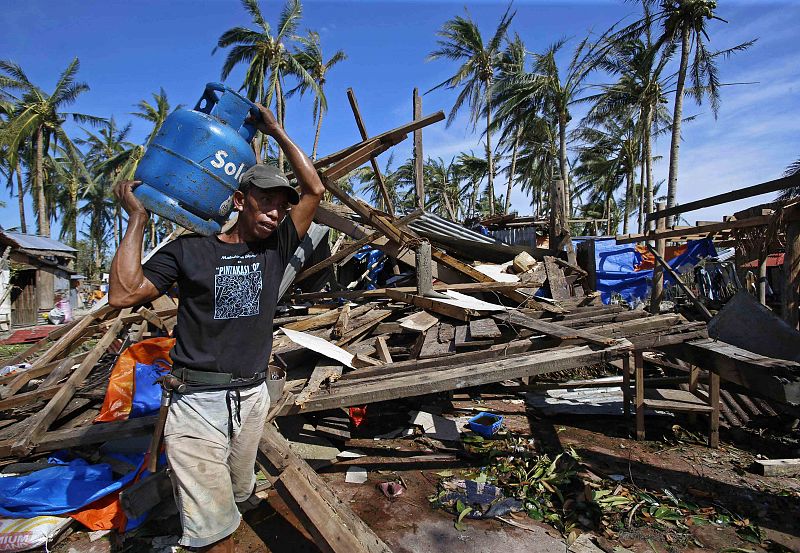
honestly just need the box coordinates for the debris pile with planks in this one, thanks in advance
[1,105,799,552]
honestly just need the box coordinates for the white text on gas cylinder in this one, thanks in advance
[210,150,246,181]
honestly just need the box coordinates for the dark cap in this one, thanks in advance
[239,164,300,205]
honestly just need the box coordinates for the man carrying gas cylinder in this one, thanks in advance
[108,104,324,552]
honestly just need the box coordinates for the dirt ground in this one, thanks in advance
[48,389,800,553]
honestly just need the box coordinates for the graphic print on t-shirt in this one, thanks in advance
[214,255,263,320]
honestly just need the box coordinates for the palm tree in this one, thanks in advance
[779,158,800,200]
[424,157,462,221]
[214,0,320,171]
[290,31,346,160]
[353,153,407,213]
[617,1,755,225]
[132,88,180,146]
[453,151,488,220]
[50,142,94,248]
[0,58,104,236]
[492,33,527,214]
[586,11,673,232]
[78,118,137,247]
[491,32,612,222]
[427,5,515,216]
[0,99,29,233]
[572,129,626,235]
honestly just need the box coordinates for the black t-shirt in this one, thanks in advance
[142,216,300,378]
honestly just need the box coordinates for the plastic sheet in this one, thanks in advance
[592,238,716,305]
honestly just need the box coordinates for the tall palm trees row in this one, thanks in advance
[423,0,754,231]
[0,58,178,277]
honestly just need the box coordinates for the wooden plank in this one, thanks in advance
[664,338,800,406]
[295,358,344,409]
[374,336,393,364]
[616,214,773,245]
[285,304,372,333]
[0,385,59,412]
[468,318,501,340]
[335,310,393,347]
[23,306,113,373]
[429,249,531,305]
[634,351,645,440]
[399,311,438,333]
[386,289,477,322]
[293,281,526,301]
[25,415,156,456]
[642,388,714,413]
[646,173,800,223]
[331,304,351,340]
[544,256,570,300]
[282,343,629,414]
[753,458,800,477]
[150,296,177,333]
[454,325,494,349]
[301,111,445,176]
[259,424,393,553]
[413,88,424,209]
[495,310,617,346]
[11,313,128,456]
[418,324,455,359]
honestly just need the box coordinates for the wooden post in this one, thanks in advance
[783,213,800,329]
[416,239,433,297]
[622,353,631,416]
[634,350,645,440]
[758,249,768,306]
[413,88,424,210]
[688,364,699,425]
[650,201,666,314]
[346,88,394,215]
[708,369,720,448]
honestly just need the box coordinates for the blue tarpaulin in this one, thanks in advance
[0,453,144,518]
[593,237,717,305]
[0,363,167,523]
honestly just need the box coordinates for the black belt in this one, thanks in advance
[171,367,267,390]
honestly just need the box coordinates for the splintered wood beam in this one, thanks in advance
[494,310,618,347]
[23,305,114,372]
[10,313,128,457]
[413,88,424,209]
[646,173,800,223]
[347,88,394,215]
[259,423,393,553]
[280,343,628,414]
[295,209,423,283]
[428,249,531,305]
[304,111,445,175]
[292,281,529,301]
[386,289,476,322]
[616,214,773,245]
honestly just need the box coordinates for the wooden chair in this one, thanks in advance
[622,351,721,447]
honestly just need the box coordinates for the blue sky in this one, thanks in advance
[1,0,798,239]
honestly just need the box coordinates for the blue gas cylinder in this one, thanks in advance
[134,82,259,235]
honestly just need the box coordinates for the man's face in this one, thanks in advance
[235,187,290,240]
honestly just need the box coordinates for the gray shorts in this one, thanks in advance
[164,382,270,548]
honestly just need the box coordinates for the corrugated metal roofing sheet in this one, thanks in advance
[0,230,77,253]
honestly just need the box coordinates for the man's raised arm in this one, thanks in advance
[108,180,161,308]
[253,104,324,239]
